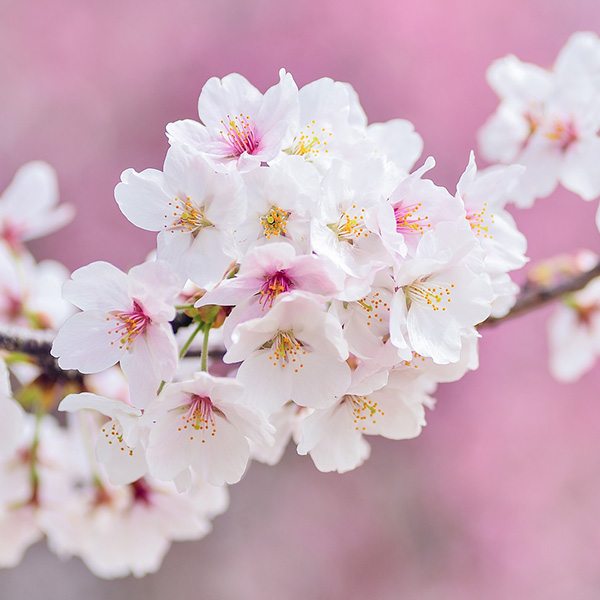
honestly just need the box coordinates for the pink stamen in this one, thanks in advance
[393,202,431,235]
[107,300,151,350]
[178,395,217,443]
[220,114,260,157]
[258,270,293,309]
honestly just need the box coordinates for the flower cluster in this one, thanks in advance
[52,72,527,493]
[2,30,599,579]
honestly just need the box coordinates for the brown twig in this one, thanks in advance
[480,261,600,328]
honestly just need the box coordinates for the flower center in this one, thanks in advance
[219,114,260,157]
[177,395,217,443]
[406,280,455,312]
[259,270,294,309]
[166,196,212,233]
[1,221,24,250]
[328,203,369,243]
[265,330,306,372]
[101,420,135,456]
[260,206,290,239]
[393,201,431,235]
[107,300,151,350]
[357,291,390,328]
[131,479,152,505]
[466,203,494,239]
[287,120,332,158]
[545,119,578,151]
[347,395,384,431]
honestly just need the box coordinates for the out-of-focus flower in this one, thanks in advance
[548,276,600,382]
[479,31,600,206]
[0,162,74,250]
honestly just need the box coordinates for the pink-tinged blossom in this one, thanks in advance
[297,364,429,473]
[166,69,299,172]
[224,293,351,415]
[456,152,528,317]
[0,416,74,568]
[333,270,410,364]
[310,158,392,292]
[548,277,600,382]
[279,77,366,166]
[377,157,466,261]
[59,393,147,486]
[0,162,74,250]
[479,32,600,206]
[115,148,244,287]
[51,261,180,407]
[145,373,273,487]
[391,221,493,364]
[197,242,343,343]
[42,477,223,579]
[0,243,73,329]
[233,158,319,255]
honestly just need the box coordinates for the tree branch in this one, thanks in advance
[479,260,600,328]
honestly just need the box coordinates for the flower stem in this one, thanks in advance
[179,322,204,359]
[201,323,211,372]
[28,403,43,505]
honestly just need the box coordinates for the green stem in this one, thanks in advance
[179,322,204,359]
[201,323,211,372]
[28,403,43,504]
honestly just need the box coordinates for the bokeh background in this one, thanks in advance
[1,0,600,597]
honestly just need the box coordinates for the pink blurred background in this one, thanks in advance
[2,0,600,597]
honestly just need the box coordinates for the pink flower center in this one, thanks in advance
[220,114,260,157]
[466,203,494,239]
[131,479,152,505]
[178,395,217,443]
[393,201,431,235]
[108,300,151,350]
[1,222,25,250]
[258,270,293,309]
[545,119,578,151]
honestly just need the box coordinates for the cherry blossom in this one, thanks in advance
[59,393,147,485]
[51,260,180,406]
[297,363,430,473]
[0,161,74,250]
[115,148,244,286]
[456,152,528,317]
[224,293,351,414]
[391,221,494,364]
[167,69,298,172]
[145,372,273,487]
